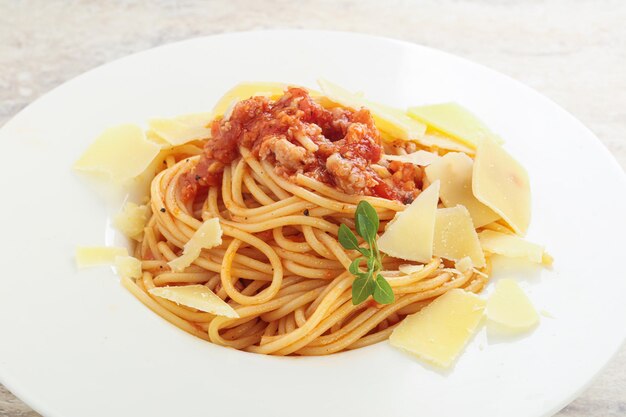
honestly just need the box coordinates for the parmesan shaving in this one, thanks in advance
[486,279,539,334]
[149,285,239,318]
[478,230,546,264]
[433,205,486,268]
[148,112,213,147]
[425,152,500,228]
[114,256,142,279]
[168,218,223,272]
[407,102,503,148]
[75,246,128,268]
[73,124,161,182]
[473,139,531,235]
[113,202,150,240]
[389,289,486,368]
[377,181,440,262]
[418,130,476,154]
[541,252,554,266]
[398,264,425,275]
[454,256,473,273]
[384,150,439,166]
[212,82,289,116]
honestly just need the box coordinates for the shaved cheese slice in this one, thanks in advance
[419,130,476,154]
[425,152,499,228]
[407,103,503,148]
[148,112,213,147]
[73,124,161,181]
[149,285,239,318]
[486,279,539,333]
[380,130,475,155]
[168,218,222,272]
[75,246,128,268]
[482,221,515,235]
[212,82,289,116]
[478,230,547,264]
[114,256,142,279]
[318,79,426,140]
[389,289,486,367]
[384,150,439,166]
[398,264,425,275]
[541,252,554,266]
[113,202,150,240]
[378,181,440,262]
[433,205,485,268]
[145,130,170,147]
[473,139,531,235]
[455,256,473,273]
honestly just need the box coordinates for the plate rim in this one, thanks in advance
[1,29,625,417]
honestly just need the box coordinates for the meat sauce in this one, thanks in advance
[182,88,422,203]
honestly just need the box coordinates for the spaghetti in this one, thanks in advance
[122,87,492,356]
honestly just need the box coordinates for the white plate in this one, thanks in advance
[1,30,625,417]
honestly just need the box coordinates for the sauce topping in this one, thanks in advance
[182,88,421,203]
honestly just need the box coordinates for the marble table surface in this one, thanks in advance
[1,0,624,416]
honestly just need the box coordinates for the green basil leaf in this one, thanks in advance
[352,275,375,305]
[373,274,395,304]
[357,247,371,257]
[357,200,379,233]
[355,212,376,243]
[349,257,364,275]
[367,256,376,271]
[354,211,366,240]
[338,223,359,250]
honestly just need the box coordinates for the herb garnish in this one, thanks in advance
[338,201,395,306]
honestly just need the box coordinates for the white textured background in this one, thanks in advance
[0,1,624,416]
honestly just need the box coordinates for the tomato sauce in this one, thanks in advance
[182,88,420,204]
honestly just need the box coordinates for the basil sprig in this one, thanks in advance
[338,201,395,305]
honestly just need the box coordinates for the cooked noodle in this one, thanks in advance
[124,141,491,356]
